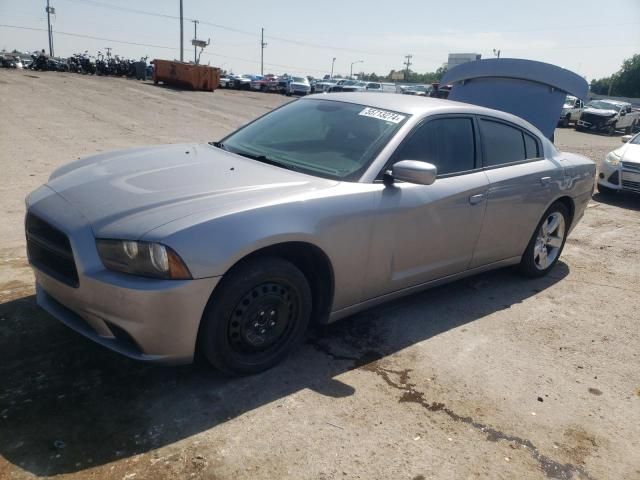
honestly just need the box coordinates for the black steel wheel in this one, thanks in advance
[199,257,312,375]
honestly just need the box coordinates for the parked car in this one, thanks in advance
[233,74,254,90]
[341,81,368,92]
[329,79,356,92]
[26,93,594,375]
[250,75,269,91]
[403,85,432,96]
[576,99,639,135]
[429,84,452,99]
[285,76,311,96]
[219,75,235,88]
[597,132,640,195]
[558,95,584,127]
[264,75,281,92]
[314,79,338,93]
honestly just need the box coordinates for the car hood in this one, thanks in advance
[617,143,640,163]
[46,144,337,239]
[583,107,618,117]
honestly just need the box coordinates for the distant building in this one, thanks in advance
[447,53,481,70]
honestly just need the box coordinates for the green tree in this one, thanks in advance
[590,54,640,97]
[612,54,640,97]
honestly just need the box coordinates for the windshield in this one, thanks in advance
[221,99,408,181]
[292,77,306,83]
[631,134,640,145]
[564,96,576,107]
[587,100,620,111]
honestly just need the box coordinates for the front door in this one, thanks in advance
[364,116,489,299]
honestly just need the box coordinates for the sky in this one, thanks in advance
[1,0,639,81]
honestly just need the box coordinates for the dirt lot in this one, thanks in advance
[1,69,639,480]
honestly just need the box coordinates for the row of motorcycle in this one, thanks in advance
[27,51,151,80]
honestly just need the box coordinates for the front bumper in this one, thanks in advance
[598,160,640,194]
[577,114,615,130]
[27,186,219,364]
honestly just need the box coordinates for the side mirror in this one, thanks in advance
[622,135,633,143]
[387,160,437,186]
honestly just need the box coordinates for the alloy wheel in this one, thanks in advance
[533,212,566,270]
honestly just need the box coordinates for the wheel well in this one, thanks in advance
[555,196,575,225]
[226,242,334,325]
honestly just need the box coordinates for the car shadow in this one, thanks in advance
[591,191,640,211]
[0,263,569,476]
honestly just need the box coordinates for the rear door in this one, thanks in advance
[469,117,562,268]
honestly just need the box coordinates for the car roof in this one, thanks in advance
[302,92,546,136]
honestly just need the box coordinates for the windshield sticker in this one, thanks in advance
[359,107,406,124]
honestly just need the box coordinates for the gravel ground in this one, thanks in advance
[0,69,639,480]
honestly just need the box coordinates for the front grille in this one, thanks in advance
[580,113,611,127]
[26,213,79,287]
[622,162,640,173]
[622,180,640,192]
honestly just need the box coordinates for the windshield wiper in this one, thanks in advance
[209,141,226,150]
[234,151,301,173]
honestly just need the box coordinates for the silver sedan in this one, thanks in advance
[25,93,595,374]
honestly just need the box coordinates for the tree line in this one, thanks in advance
[589,54,640,98]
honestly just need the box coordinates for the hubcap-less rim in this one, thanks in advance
[228,282,297,353]
[533,212,565,270]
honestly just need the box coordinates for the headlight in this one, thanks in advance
[96,240,191,279]
[605,152,621,166]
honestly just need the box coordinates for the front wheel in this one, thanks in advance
[199,257,312,375]
[561,115,570,128]
[519,202,569,278]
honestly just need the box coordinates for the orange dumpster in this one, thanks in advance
[152,60,220,92]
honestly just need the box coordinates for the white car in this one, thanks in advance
[597,133,640,195]
[558,95,584,127]
[286,76,311,96]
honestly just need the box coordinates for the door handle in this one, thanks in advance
[469,193,486,205]
[540,176,552,186]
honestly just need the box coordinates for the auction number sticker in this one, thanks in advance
[359,107,406,124]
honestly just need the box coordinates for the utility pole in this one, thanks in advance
[331,57,336,79]
[493,49,501,58]
[260,28,267,76]
[350,60,363,79]
[192,19,199,63]
[105,47,112,58]
[179,0,184,62]
[45,0,55,57]
[403,54,412,81]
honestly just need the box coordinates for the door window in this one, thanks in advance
[392,117,476,175]
[480,119,528,166]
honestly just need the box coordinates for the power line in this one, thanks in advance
[57,0,640,63]
[0,24,178,50]
[0,24,328,73]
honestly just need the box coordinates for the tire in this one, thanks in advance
[519,202,569,278]
[607,123,616,136]
[562,115,570,128]
[199,257,312,375]
[597,184,617,196]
